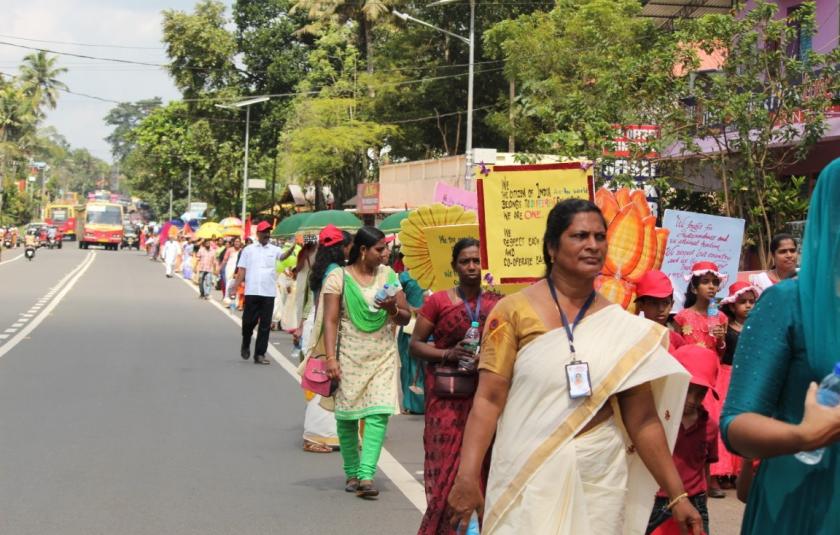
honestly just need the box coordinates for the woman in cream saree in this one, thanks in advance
[447,200,701,535]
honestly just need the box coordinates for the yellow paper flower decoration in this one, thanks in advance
[398,204,477,290]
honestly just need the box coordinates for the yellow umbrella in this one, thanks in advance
[223,226,243,237]
[195,222,224,239]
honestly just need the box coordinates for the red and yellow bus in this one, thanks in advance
[45,203,77,240]
[76,202,124,250]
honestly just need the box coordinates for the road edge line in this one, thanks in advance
[169,265,427,512]
[0,252,96,360]
[0,252,24,266]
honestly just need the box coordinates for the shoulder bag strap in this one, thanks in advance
[336,269,346,361]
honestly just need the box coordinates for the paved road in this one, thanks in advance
[0,246,744,534]
[0,247,421,535]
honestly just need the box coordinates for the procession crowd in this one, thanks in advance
[140,161,840,535]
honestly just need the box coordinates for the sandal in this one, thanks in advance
[356,480,379,499]
[303,440,334,454]
[344,478,360,493]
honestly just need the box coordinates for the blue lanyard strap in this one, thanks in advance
[546,278,597,358]
[456,286,482,324]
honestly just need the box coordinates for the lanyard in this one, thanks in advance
[456,286,482,324]
[546,278,596,361]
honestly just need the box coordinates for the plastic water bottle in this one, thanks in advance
[707,298,719,321]
[386,284,399,298]
[460,321,481,371]
[370,284,389,312]
[464,512,480,535]
[795,362,840,465]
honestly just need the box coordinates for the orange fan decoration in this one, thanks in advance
[594,187,670,310]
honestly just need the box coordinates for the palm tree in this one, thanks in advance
[294,0,397,73]
[0,84,38,144]
[19,51,68,114]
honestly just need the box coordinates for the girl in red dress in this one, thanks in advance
[674,261,728,356]
[712,282,761,487]
[674,261,729,497]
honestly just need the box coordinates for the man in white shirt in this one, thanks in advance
[161,233,181,278]
[229,221,294,365]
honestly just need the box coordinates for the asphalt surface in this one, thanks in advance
[0,245,744,534]
[0,246,421,535]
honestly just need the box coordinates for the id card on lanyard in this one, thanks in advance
[547,278,596,399]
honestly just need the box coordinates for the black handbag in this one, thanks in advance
[431,365,477,398]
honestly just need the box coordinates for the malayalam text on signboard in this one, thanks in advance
[357,183,380,215]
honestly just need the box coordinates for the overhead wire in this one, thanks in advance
[0,33,163,50]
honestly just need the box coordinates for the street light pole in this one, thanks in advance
[242,105,251,226]
[398,0,477,190]
[215,96,269,226]
[465,0,475,190]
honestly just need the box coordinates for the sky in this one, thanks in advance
[0,0,233,163]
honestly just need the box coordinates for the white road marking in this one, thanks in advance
[0,253,24,266]
[5,329,17,333]
[172,268,427,511]
[20,314,33,318]
[0,334,8,340]
[0,253,96,360]
[12,323,23,328]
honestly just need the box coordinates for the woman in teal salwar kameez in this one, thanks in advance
[398,269,426,414]
[721,158,840,535]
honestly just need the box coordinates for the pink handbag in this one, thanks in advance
[300,271,344,398]
[301,358,338,398]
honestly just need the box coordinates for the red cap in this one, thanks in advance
[635,270,674,299]
[319,224,343,247]
[256,221,272,233]
[672,345,719,399]
[684,261,727,283]
[720,281,761,305]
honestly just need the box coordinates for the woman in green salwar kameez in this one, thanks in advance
[323,227,411,498]
[721,158,840,535]
[398,268,426,414]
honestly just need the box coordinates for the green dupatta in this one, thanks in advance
[343,268,398,333]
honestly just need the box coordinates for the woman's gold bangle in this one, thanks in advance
[666,492,688,510]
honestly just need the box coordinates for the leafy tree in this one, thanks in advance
[281,21,395,208]
[162,0,240,102]
[483,0,681,160]
[18,51,68,115]
[103,98,162,165]
[668,0,840,266]
[368,1,553,159]
[293,0,396,73]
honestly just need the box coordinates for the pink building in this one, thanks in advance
[642,0,838,55]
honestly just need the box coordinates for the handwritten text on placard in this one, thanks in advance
[479,164,593,282]
[661,209,745,310]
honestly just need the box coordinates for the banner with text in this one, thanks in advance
[433,182,478,212]
[478,163,594,283]
[661,209,745,310]
[357,183,381,214]
[422,224,480,292]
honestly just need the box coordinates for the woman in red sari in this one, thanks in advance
[409,238,502,535]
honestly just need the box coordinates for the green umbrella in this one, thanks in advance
[272,212,312,238]
[377,211,410,234]
[298,210,363,233]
